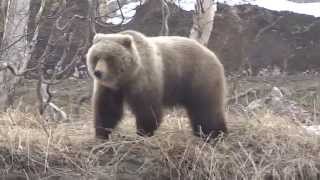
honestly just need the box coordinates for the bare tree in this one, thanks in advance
[0,0,126,116]
[159,0,170,36]
[0,0,7,48]
[189,0,216,46]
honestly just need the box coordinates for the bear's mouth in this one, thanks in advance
[96,79,118,90]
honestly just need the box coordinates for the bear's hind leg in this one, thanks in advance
[185,99,227,140]
[93,84,124,139]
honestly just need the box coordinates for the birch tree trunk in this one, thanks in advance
[0,0,30,110]
[189,0,216,46]
[0,0,7,48]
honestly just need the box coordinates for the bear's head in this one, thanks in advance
[86,33,141,89]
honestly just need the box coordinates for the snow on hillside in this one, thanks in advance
[250,0,320,17]
[178,0,320,17]
[107,0,320,24]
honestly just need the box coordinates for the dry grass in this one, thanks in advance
[0,108,319,180]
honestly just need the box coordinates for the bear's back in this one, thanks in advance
[149,36,224,106]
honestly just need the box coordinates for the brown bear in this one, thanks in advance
[86,30,227,140]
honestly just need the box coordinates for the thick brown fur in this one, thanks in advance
[86,30,227,140]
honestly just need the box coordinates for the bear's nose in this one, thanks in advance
[94,70,102,79]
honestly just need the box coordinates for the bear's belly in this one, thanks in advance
[162,83,187,107]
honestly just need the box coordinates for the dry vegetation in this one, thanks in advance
[0,106,319,179]
[0,77,320,180]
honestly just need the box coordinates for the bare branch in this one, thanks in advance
[40,40,89,85]
[37,79,49,115]
[0,22,44,77]
[36,77,67,121]
[55,14,86,32]
[0,33,30,54]
[0,62,40,76]
[34,0,46,25]
[159,0,170,36]
[89,0,97,34]
[116,0,125,25]
[254,16,283,42]
[93,0,133,28]
[189,0,216,46]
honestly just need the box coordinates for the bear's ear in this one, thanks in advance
[120,35,132,49]
[92,33,106,44]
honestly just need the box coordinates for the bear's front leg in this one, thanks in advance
[135,104,162,137]
[127,93,163,137]
[93,83,124,139]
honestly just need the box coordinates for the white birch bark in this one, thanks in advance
[0,0,30,110]
[189,0,216,46]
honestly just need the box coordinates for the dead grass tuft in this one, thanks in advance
[0,108,319,179]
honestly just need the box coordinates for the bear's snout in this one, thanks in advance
[94,70,102,79]
[94,60,108,79]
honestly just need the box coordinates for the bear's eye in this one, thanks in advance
[106,55,115,62]
[92,56,99,64]
[120,66,125,73]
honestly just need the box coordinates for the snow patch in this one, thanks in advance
[106,2,140,24]
[177,0,320,17]
[107,0,320,25]
[303,125,320,135]
[251,0,320,17]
